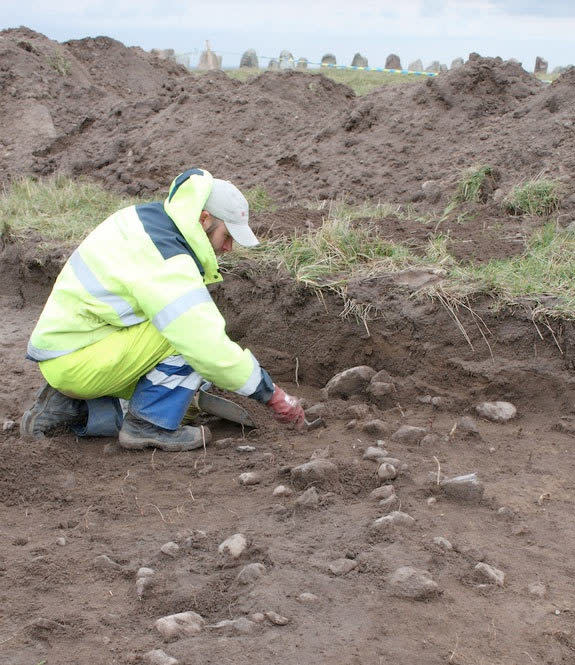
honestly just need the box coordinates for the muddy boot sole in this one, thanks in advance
[118,425,211,452]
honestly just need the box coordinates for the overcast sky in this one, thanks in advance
[2,1,574,71]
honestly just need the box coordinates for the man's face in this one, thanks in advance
[202,213,234,254]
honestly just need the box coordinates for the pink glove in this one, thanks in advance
[267,386,305,428]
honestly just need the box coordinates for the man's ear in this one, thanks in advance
[199,210,211,230]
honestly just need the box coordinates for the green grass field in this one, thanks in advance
[2,176,572,320]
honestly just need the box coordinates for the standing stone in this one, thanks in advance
[426,61,441,73]
[534,56,548,74]
[451,57,464,69]
[408,59,423,72]
[385,54,402,69]
[296,57,308,69]
[268,59,279,70]
[351,53,368,68]
[279,50,295,69]
[198,41,221,70]
[321,53,337,66]
[240,49,258,68]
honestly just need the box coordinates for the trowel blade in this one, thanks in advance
[197,386,256,427]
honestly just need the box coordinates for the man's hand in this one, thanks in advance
[266,386,305,428]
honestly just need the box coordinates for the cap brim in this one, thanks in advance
[225,222,259,247]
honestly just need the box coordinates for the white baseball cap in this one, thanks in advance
[204,179,259,247]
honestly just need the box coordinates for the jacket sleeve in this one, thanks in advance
[129,254,262,395]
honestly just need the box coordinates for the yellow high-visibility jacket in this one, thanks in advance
[27,169,262,395]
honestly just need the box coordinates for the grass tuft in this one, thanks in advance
[453,165,495,204]
[245,185,276,213]
[504,179,561,216]
[0,176,140,245]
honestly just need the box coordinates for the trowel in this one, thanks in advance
[196,382,256,427]
[195,382,324,430]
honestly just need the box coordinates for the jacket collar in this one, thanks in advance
[163,169,223,285]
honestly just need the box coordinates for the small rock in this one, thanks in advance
[367,382,395,402]
[361,419,388,437]
[182,531,208,549]
[251,612,265,622]
[137,567,155,578]
[496,506,516,520]
[310,446,331,459]
[379,494,399,512]
[528,581,546,597]
[388,566,440,599]
[295,486,320,508]
[387,566,440,600]
[420,433,441,446]
[236,445,256,453]
[93,554,123,571]
[56,537,67,547]
[272,485,293,497]
[427,496,437,506]
[421,180,442,203]
[155,611,205,640]
[433,536,453,551]
[237,562,266,585]
[265,610,290,626]
[298,592,319,603]
[363,446,388,461]
[210,617,256,634]
[2,419,16,431]
[136,575,154,598]
[391,425,427,445]
[377,463,397,481]
[160,542,180,557]
[476,401,517,423]
[371,511,415,532]
[143,650,179,665]
[323,366,376,398]
[305,403,327,418]
[215,437,236,449]
[344,404,371,419]
[475,562,505,586]
[457,416,481,436]
[271,504,289,517]
[370,485,395,500]
[290,459,339,489]
[239,472,260,486]
[441,473,484,502]
[328,558,357,575]
[378,456,401,467]
[218,533,248,558]
[345,419,357,429]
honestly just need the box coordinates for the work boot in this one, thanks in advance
[118,412,211,452]
[20,382,87,438]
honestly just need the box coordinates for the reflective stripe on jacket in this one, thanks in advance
[27,169,261,395]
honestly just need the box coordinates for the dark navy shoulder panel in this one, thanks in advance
[168,168,204,202]
[136,202,204,275]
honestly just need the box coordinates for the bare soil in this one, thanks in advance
[2,239,575,665]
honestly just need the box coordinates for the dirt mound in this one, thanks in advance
[2,27,575,209]
[419,53,541,118]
